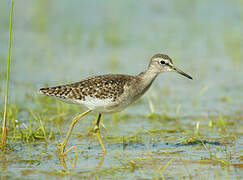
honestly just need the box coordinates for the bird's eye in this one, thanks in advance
[160,60,165,65]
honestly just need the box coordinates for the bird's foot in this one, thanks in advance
[57,143,78,158]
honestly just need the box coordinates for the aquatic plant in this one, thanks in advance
[1,0,13,149]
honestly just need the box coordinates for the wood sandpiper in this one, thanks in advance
[39,53,193,155]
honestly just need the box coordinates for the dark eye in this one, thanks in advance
[160,60,165,65]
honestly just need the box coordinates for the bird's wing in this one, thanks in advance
[39,74,134,101]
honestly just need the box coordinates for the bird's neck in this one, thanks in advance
[137,68,159,92]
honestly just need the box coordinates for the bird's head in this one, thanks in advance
[148,53,193,80]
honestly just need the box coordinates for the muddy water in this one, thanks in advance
[0,0,242,179]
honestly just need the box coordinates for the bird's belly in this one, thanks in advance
[72,96,130,113]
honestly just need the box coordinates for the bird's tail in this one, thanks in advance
[39,87,56,96]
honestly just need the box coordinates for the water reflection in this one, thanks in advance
[58,152,105,171]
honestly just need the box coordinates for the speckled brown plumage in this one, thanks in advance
[40,74,134,102]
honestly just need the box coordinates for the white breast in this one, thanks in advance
[73,96,115,112]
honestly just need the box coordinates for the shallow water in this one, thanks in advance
[0,0,243,179]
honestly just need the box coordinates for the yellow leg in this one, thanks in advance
[58,109,91,155]
[94,114,106,154]
[95,129,107,154]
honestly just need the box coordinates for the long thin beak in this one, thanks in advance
[172,66,193,80]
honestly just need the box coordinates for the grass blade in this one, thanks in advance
[1,0,14,148]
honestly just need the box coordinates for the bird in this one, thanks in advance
[39,53,193,155]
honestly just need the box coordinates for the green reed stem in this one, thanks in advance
[1,0,14,148]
